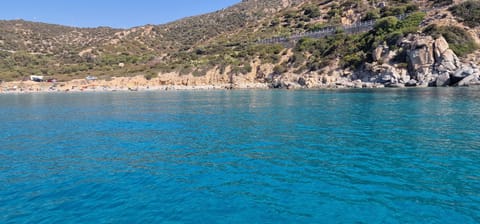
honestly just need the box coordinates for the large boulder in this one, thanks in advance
[386,83,405,88]
[433,36,449,61]
[297,76,307,86]
[270,76,283,88]
[456,74,479,86]
[297,76,319,88]
[435,72,450,87]
[404,35,435,68]
[405,79,418,87]
[403,35,436,85]
[450,67,475,85]
[376,64,409,84]
[372,43,390,62]
[401,34,467,86]
[433,36,461,72]
[283,81,302,89]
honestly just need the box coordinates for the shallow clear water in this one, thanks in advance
[1,88,480,223]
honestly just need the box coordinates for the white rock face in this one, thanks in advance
[403,35,436,85]
[352,34,478,88]
[401,34,474,86]
[434,36,460,72]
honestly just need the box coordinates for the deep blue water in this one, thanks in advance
[1,88,480,223]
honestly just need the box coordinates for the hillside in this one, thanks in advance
[1,0,480,88]
[0,0,298,81]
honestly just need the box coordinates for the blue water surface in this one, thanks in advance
[1,88,480,223]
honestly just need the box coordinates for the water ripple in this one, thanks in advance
[1,89,480,223]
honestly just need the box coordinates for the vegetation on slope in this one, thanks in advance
[146,0,429,77]
[290,11,425,71]
[449,0,480,28]
[0,0,478,82]
[424,25,479,57]
[0,0,301,81]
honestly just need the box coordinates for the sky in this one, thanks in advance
[1,0,241,28]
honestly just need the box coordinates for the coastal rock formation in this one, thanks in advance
[372,44,390,62]
[378,64,410,86]
[403,34,436,86]
[400,34,479,87]
[457,74,479,86]
[310,33,480,89]
[268,74,303,89]
[434,37,460,71]
[359,61,409,87]
[435,73,451,87]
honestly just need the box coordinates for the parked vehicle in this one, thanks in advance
[86,76,98,81]
[30,75,44,82]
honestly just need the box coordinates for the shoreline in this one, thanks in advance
[0,82,467,95]
[0,81,474,95]
[0,78,270,94]
[1,76,478,95]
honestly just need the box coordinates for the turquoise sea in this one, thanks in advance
[1,88,480,223]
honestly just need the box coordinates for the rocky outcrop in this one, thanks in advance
[405,79,418,87]
[400,34,479,87]
[402,35,436,86]
[372,43,390,62]
[257,33,480,89]
[433,36,461,72]
[265,70,306,89]
[192,32,479,90]
[456,74,479,86]
[378,64,410,86]
[332,34,480,89]
[435,73,450,87]
[359,62,410,87]
[452,67,480,86]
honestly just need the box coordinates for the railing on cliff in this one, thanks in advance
[257,13,412,45]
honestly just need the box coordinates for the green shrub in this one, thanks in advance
[243,64,253,74]
[273,64,287,74]
[342,52,366,69]
[306,58,330,71]
[288,52,306,68]
[179,65,193,75]
[192,68,208,77]
[382,6,406,17]
[385,31,404,48]
[303,5,321,18]
[450,1,480,28]
[364,9,381,21]
[144,71,157,80]
[398,12,426,31]
[373,12,425,48]
[424,25,479,57]
[375,16,400,34]
[327,8,340,19]
[231,64,252,75]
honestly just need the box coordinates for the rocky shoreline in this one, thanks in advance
[1,75,478,95]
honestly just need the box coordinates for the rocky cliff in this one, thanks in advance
[365,34,479,87]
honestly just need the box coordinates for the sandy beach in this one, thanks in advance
[0,75,270,94]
